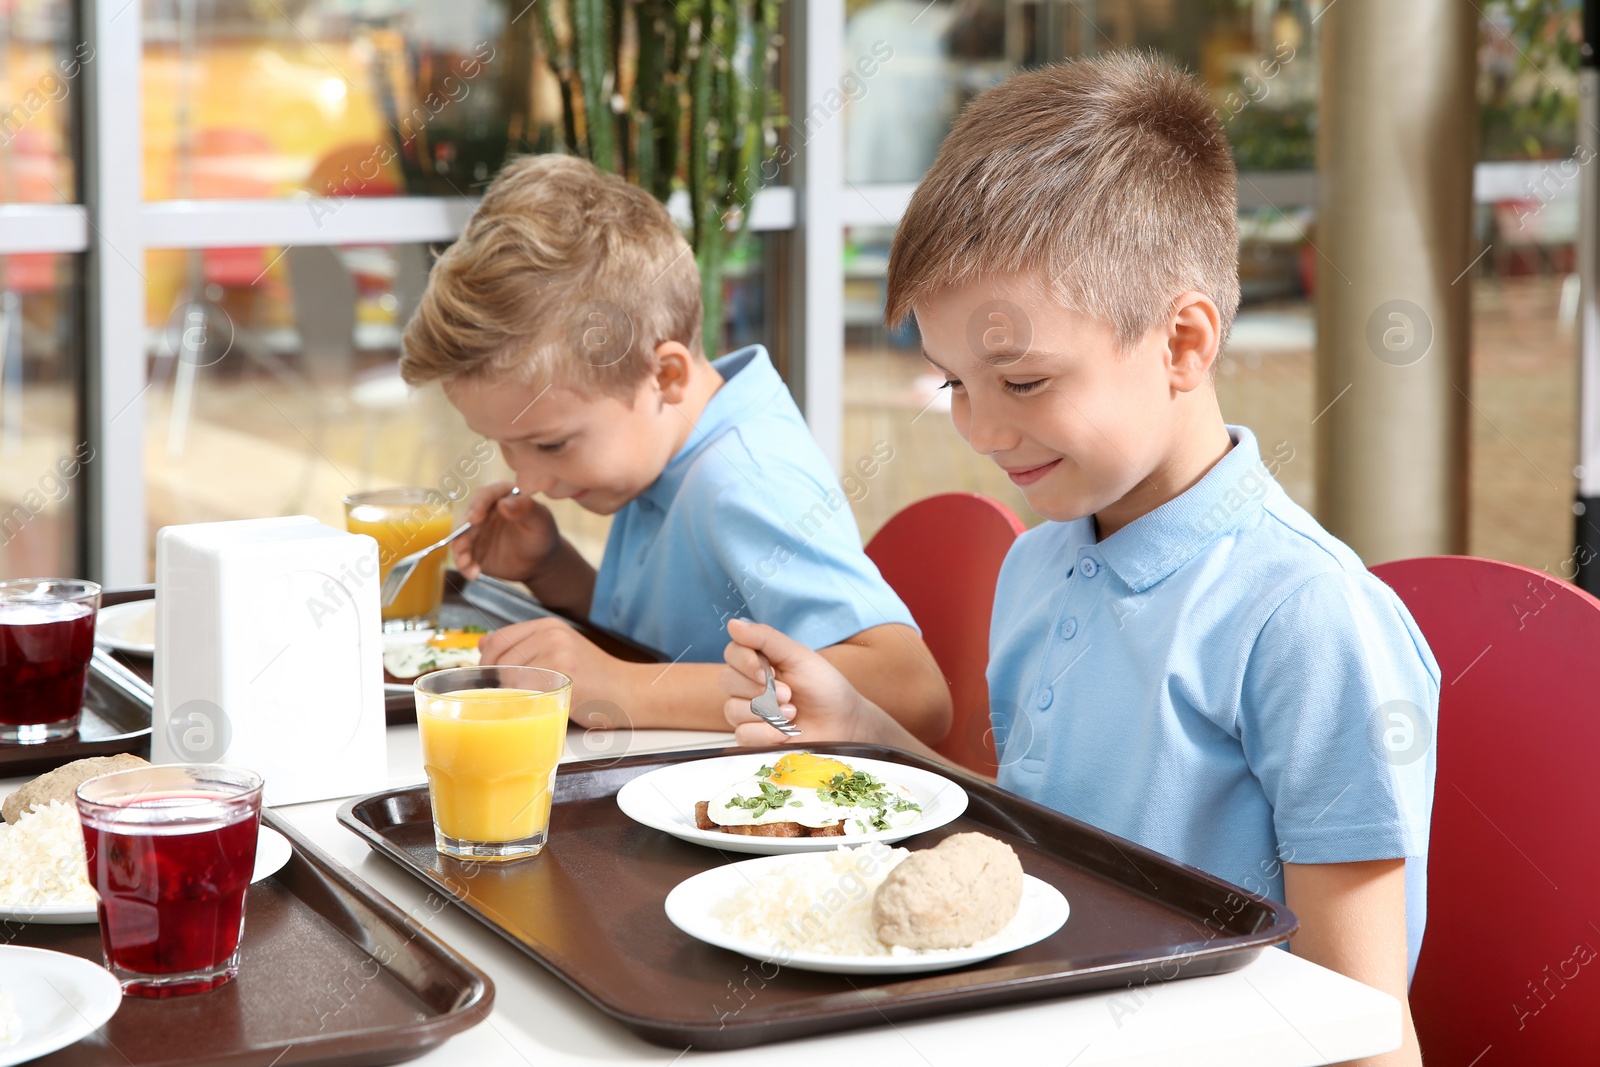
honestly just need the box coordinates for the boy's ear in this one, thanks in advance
[1166,291,1222,392]
[652,340,698,404]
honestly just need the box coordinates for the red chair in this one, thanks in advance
[1370,555,1600,1064]
[865,493,1026,776]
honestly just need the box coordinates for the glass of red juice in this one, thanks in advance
[76,764,263,998]
[0,578,100,743]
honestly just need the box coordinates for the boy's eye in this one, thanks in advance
[1003,379,1046,395]
[937,378,963,392]
[536,439,568,454]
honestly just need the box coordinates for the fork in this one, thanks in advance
[750,658,802,736]
[379,488,519,607]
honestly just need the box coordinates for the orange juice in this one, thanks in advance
[343,489,454,626]
[417,688,569,847]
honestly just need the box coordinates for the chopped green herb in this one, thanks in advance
[815,770,922,825]
[727,781,793,819]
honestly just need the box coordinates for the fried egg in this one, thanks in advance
[703,753,923,833]
[383,629,485,679]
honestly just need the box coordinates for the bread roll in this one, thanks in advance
[2,754,150,823]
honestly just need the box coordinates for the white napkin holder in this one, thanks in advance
[153,516,387,806]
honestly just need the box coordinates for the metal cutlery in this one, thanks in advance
[750,658,801,736]
[379,488,519,607]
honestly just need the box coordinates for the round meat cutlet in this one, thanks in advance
[693,800,845,837]
[872,832,1024,950]
[2,753,150,823]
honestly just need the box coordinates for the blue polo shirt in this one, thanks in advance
[589,345,914,663]
[989,426,1438,979]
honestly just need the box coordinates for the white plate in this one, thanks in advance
[0,946,121,1065]
[93,600,156,657]
[615,752,968,855]
[664,852,1070,974]
[0,824,294,925]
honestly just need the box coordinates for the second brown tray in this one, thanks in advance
[338,743,1298,1051]
[12,809,494,1067]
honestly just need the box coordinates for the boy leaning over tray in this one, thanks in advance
[720,53,1436,1067]
[398,154,951,741]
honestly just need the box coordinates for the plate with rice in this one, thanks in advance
[0,800,293,924]
[616,751,968,856]
[664,844,1070,974]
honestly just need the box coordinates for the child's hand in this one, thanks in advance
[454,481,561,583]
[719,618,873,745]
[478,616,623,717]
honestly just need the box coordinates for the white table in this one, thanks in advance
[3,727,1400,1066]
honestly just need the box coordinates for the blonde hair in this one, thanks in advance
[887,51,1240,349]
[401,154,703,395]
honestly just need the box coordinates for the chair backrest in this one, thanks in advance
[1370,555,1600,1063]
[865,493,1026,776]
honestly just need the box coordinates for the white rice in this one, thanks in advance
[0,800,98,909]
[712,844,909,957]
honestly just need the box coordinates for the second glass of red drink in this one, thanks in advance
[0,578,100,744]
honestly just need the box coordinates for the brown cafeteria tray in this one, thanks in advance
[338,742,1299,1051]
[11,809,494,1067]
[0,588,156,778]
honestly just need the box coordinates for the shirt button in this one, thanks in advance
[1036,687,1054,710]
[1059,617,1078,640]
[1080,557,1099,578]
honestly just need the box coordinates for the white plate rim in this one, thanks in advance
[0,945,120,1066]
[663,852,1069,974]
[0,823,293,925]
[615,752,970,855]
[93,600,156,657]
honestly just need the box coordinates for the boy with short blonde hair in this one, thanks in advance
[722,53,1433,1067]
[404,154,950,739]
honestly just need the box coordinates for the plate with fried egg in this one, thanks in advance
[615,751,968,855]
[382,627,487,682]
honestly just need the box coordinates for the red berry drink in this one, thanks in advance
[77,766,264,998]
[0,579,100,744]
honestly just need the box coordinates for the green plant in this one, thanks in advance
[536,0,783,347]
[1478,0,1582,161]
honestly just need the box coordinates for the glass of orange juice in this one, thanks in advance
[343,487,455,630]
[414,665,571,862]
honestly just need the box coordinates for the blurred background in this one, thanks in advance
[0,0,1582,583]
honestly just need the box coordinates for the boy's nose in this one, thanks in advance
[963,397,1016,456]
[518,471,557,495]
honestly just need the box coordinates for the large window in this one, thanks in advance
[0,0,1586,584]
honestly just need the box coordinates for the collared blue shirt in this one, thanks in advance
[590,345,914,664]
[989,426,1438,979]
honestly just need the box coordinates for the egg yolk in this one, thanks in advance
[426,630,484,650]
[766,753,853,789]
